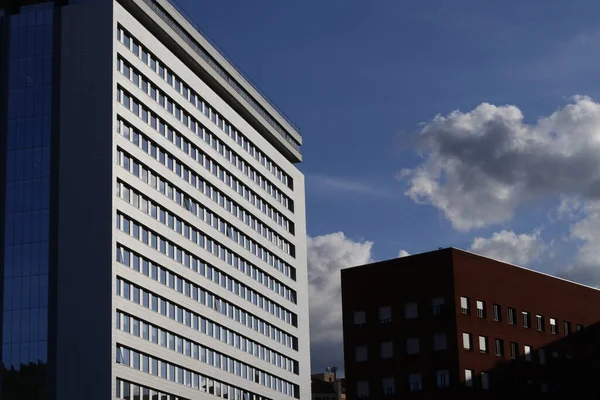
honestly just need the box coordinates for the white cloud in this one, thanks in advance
[470,230,545,265]
[558,206,600,287]
[400,96,600,231]
[398,249,410,257]
[307,232,373,374]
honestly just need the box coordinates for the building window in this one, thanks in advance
[524,345,532,361]
[379,306,392,323]
[406,338,420,355]
[460,297,470,315]
[463,333,472,351]
[510,342,519,359]
[355,346,368,362]
[479,336,489,354]
[507,307,516,325]
[494,339,504,357]
[405,302,418,319]
[356,381,369,398]
[381,341,393,359]
[492,304,501,322]
[550,318,558,335]
[432,297,444,315]
[354,311,366,325]
[539,348,546,364]
[522,311,531,328]
[576,323,584,332]
[382,377,395,395]
[408,374,422,392]
[436,370,450,388]
[464,369,473,387]
[476,300,486,318]
[481,372,490,390]
[434,334,447,351]
[536,314,545,331]
[564,320,571,336]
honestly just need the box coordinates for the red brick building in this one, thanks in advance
[341,248,600,398]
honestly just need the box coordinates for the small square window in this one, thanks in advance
[524,345,532,361]
[406,338,420,355]
[432,297,444,315]
[434,334,447,351]
[405,302,418,319]
[355,346,368,362]
[436,370,450,388]
[382,377,395,395]
[408,374,422,392]
[356,381,369,398]
[379,306,392,323]
[380,341,393,359]
[354,311,366,325]
[476,300,486,318]
[460,296,470,315]
[464,369,473,387]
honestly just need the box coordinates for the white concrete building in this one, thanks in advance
[0,1,309,399]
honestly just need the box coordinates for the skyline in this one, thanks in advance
[178,0,600,376]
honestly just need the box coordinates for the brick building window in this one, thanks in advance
[464,369,473,387]
[536,314,545,331]
[539,349,546,364]
[405,302,418,319]
[522,311,531,328]
[476,301,486,318]
[492,304,501,321]
[379,306,392,323]
[507,308,516,325]
[481,372,490,390]
[550,318,558,335]
[463,333,472,350]
[510,342,519,359]
[460,297,470,315]
[494,339,504,357]
[564,320,571,336]
[432,297,444,315]
[479,336,489,354]
[524,345,532,361]
[408,374,422,392]
[576,324,584,332]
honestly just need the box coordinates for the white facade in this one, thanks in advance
[52,0,309,398]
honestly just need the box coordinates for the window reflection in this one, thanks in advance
[2,7,54,400]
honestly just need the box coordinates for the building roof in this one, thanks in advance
[343,247,600,293]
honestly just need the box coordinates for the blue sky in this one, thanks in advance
[176,0,600,375]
